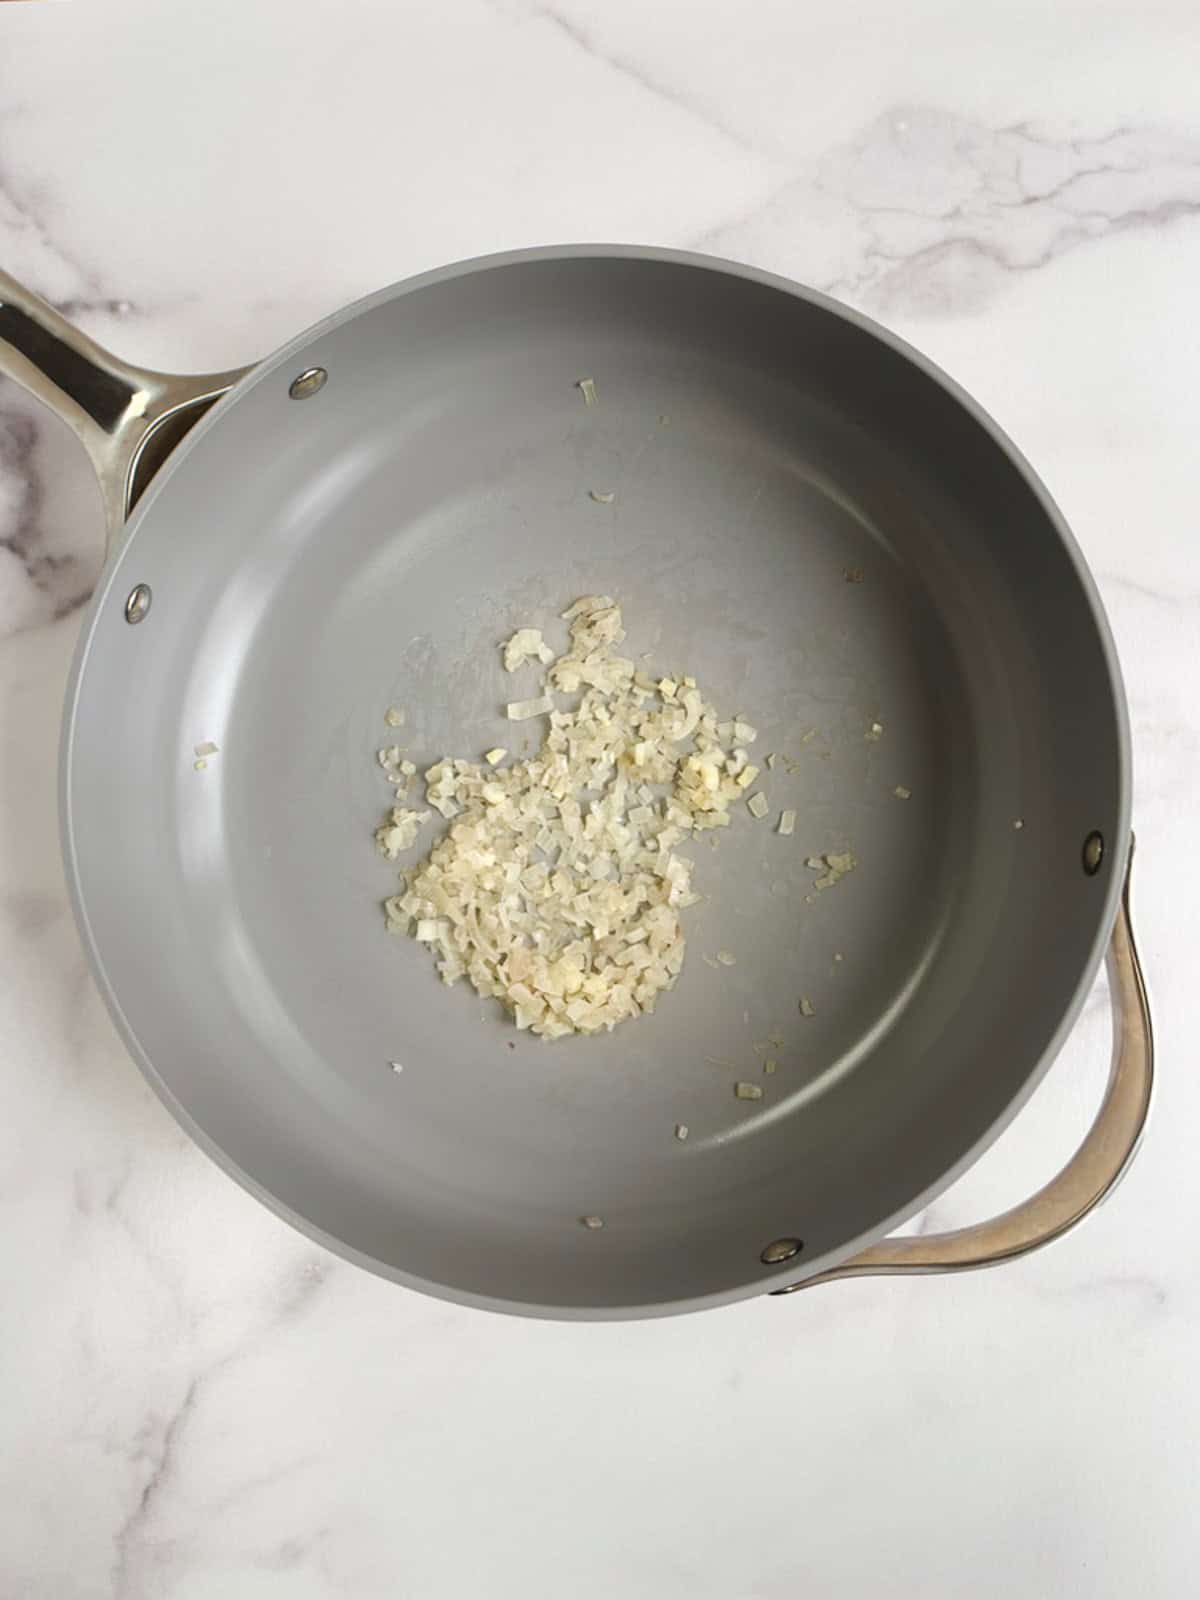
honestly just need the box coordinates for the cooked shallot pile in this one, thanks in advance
[374,596,766,1039]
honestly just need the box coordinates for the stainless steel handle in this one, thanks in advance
[779,840,1153,1292]
[0,269,250,543]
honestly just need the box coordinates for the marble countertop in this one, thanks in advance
[2,2,1197,1595]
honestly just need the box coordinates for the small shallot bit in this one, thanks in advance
[194,741,219,758]
[588,489,615,504]
[384,706,406,728]
[389,1060,404,1074]
[799,996,816,1017]
[674,1123,689,1142]
[807,851,858,891]
[716,951,737,967]
[734,1081,763,1101]
[374,807,429,859]
[747,792,769,819]
[484,748,507,766]
[378,746,417,794]
[506,695,555,721]
[866,720,884,741]
[764,1058,777,1075]
[580,1214,605,1230]
[502,629,553,672]
[893,785,912,800]
[577,377,598,407]
[778,808,796,836]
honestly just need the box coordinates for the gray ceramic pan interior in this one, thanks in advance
[62,247,1130,1317]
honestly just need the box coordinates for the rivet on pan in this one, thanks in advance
[1082,831,1104,876]
[760,1237,803,1265]
[124,583,152,624]
[288,366,327,400]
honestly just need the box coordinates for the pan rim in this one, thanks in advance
[59,243,1132,1318]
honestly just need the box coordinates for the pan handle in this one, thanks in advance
[0,269,250,544]
[776,840,1153,1292]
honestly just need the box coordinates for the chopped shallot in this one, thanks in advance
[373,598,771,1039]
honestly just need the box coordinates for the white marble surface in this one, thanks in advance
[2,1,1198,1594]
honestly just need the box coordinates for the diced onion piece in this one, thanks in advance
[384,706,406,728]
[589,489,615,504]
[747,793,769,819]
[484,748,507,766]
[194,741,219,758]
[577,377,598,407]
[734,1081,763,1101]
[778,809,796,836]
[716,950,737,967]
